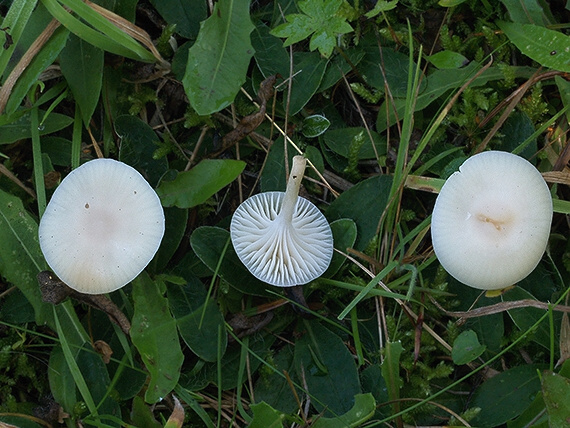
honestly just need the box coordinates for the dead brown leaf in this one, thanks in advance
[165,395,185,428]
[93,340,113,364]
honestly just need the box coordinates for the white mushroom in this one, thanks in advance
[39,159,165,294]
[431,151,552,290]
[230,156,333,287]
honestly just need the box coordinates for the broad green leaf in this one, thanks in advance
[360,365,389,417]
[324,218,357,277]
[302,114,330,138]
[76,346,121,418]
[59,34,103,124]
[157,159,245,208]
[131,396,162,428]
[451,330,486,365]
[174,244,217,279]
[59,34,103,125]
[311,393,376,428]
[190,226,277,297]
[471,364,545,427]
[248,402,286,428]
[507,391,548,428]
[500,111,537,159]
[0,111,73,144]
[559,358,570,379]
[183,0,255,115]
[318,47,365,91]
[287,52,328,115]
[326,175,392,250]
[112,0,138,21]
[116,115,168,187]
[167,277,227,362]
[427,50,469,69]
[500,0,552,25]
[499,21,570,72]
[170,40,191,80]
[260,137,292,192]
[149,0,207,39]
[0,289,35,323]
[503,285,557,350]
[323,127,387,159]
[466,310,504,355]
[271,14,312,47]
[110,359,147,401]
[270,0,352,58]
[252,21,291,78]
[360,45,422,98]
[41,136,72,165]
[131,273,184,403]
[450,279,505,354]
[294,320,361,416]
[259,141,321,192]
[556,75,570,123]
[305,144,325,175]
[542,371,570,428]
[150,207,189,273]
[0,188,51,324]
[364,0,398,18]
[554,199,570,215]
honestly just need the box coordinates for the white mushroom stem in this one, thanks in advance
[281,156,307,222]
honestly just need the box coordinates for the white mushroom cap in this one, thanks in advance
[431,151,552,290]
[39,159,165,294]
[230,156,333,287]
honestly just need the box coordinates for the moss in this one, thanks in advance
[518,84,549,124]
[343,130,366,181]
[127,86,160,115]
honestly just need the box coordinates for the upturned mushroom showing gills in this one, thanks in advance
[230,155,333,287]
[39,159,165,294]
[431,151,552,290]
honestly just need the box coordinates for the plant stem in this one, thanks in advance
[71,104,82,169]
[31,104,46,217]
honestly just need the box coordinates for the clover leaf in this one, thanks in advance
[270,0,353,58]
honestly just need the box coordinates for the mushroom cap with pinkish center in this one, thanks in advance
[39,159,165,294]
[430,151,552,290]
